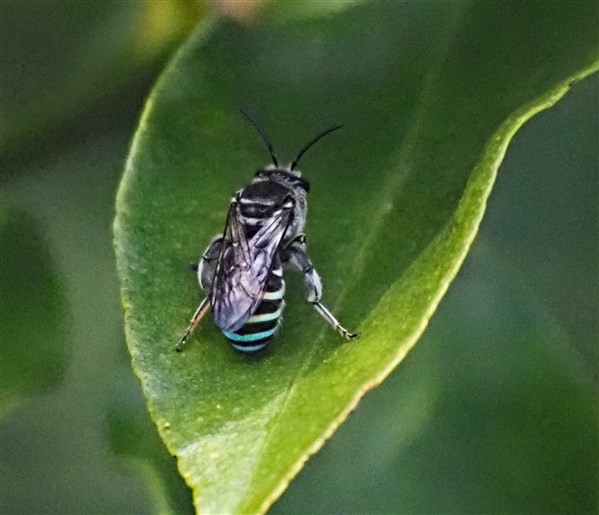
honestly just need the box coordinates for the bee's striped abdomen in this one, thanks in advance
[223,264,285,353]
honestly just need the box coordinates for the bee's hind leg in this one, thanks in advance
[282,236,359,341]
[176,297,211,352]
[311,301,359,341]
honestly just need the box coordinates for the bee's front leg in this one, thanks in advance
[282,236,358,341]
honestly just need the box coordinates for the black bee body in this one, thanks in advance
[176,111,358,354]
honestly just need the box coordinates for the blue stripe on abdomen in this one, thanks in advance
[223,326,278,342]
[231,342,269,353]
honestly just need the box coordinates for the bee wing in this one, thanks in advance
[211,203,291,332]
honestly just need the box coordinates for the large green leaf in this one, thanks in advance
[114,2,598,513]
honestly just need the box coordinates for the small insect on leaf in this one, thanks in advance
[176,110,359,354]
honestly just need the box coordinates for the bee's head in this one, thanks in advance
[255,168,310,193]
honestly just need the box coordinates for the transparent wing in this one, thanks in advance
[211,202,291,332]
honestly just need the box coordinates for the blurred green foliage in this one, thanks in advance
[1,0,200,175]
[0,1,597,514]
[0,206,69,416]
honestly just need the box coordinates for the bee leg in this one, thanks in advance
[312,301,359,341]
[176,297,211,352]
[282,238,359,341]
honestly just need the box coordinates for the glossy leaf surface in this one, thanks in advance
[114,3,598,512]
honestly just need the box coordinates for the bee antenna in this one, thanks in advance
[290,124,342,171]
[239,108,279,167]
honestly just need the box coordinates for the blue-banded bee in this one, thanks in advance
[176,110,359,354]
